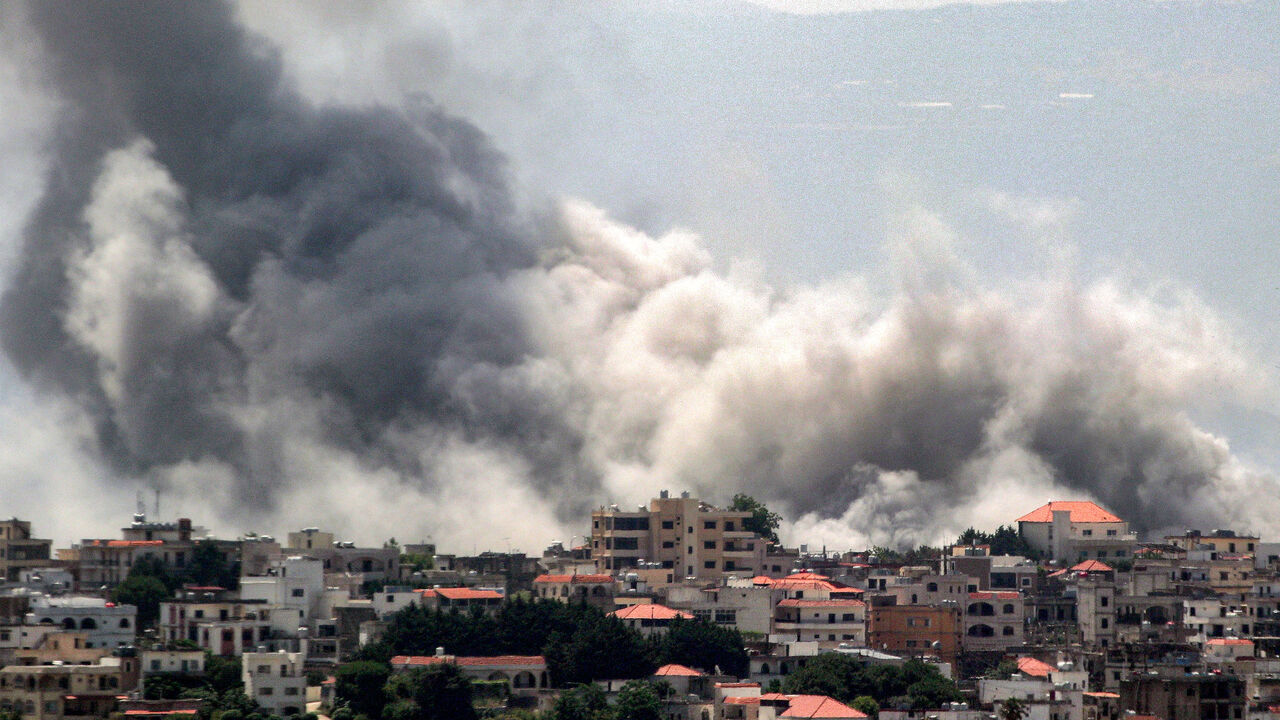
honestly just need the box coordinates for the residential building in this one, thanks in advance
[1119,671,1245,720]
[1016,502,1137,562]
[773,597,866,646]
[0,520,52,583]
[242,650,306,717]
[25,597,136,649]
[962,592,1025,652]
[591,491,767,579]
[390,654,549,698]
[1165,529,1258,557]
[866,599,962,665]
[417,587,504,614]
[532,573,615,608]
[0,656,138,720]
[611,603,694,637]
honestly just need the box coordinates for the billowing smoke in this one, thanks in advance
[3,1,1276,549]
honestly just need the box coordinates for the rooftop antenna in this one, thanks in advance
[155,488,161,520]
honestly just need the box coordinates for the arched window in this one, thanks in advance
[62,618,76,630]
[926,583,938,592]
[966,624,994,637]
[80,618,97,630]
[760,663,770,674]
[967,603,995,617]
[120,618,130,628]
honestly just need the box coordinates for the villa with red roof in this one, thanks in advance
[610,603,695,636]
[1015,501,1136,562]
[532,573,615,608]
[417,587,504,614]
[391,653,548,697]
[715,685,867,720]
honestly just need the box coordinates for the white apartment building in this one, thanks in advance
[25,597,136,649]
[242,650,306,717]
[239,556,325,620]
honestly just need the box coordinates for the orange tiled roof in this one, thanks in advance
[533,574,613,584]
[431,587,502,601]
[1016,657,1055,678]
[1084,692,1120,699]
[1015,501,1122,524]
[654,664,704,677]
[780,695,868,719]
[725,697,762,705]
[611,604,694,620]
[969,591,1021,600]
[784,572,832,580]
[1206,638,1254,646]
[777,598,866,608]
[391,655,544,667]
[1071,560,1114,573]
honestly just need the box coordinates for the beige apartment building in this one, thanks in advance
[591,492,767,579]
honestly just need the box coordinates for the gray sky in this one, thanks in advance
[1,0,1278,550]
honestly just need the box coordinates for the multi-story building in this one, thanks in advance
[418,587,504,614]
[1016,502,1137,562]
[0,520,52,583]
[773,597,866,646]
[73,516,239,588]
[0,655,138,720]
[26,597,136,650]
[1119,671,1245,720]
[611,604,695,637]
[591,491,767,579]
[962,591,1025,652]
[390,654,549,699]
[1165,529,1258,557]
[242,651,306,717]
[866,599,961,665]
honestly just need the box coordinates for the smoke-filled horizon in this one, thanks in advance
[2,0,1277,551]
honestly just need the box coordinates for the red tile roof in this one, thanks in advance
[1071,560,1114,573]
[725,697,762,705]
[785,572,832,580]
[1016,501,1122,524]
[654,664,704,677]
[1084,692,1120,699]
[391,655,545,667]
[1016,657,1056,678]
[969,591,1021,600]
[611,604,694,620]
[424,587,503,601]
[533,574,613,584]
[1206,638,1254,646]
[777,598,866,608]
[780,695,868,719]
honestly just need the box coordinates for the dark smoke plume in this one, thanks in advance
[3,1,1276,548]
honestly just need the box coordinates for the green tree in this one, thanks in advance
[651,617,748,678]
[999,697,1028,720]
[545,612,653,686]
[729,494,782,544]
[851,696,879,719]
[189,540,240,589]
[112,572,171,629]
[334,661,391,719]
[383,664,475,720]
[548,684,610,720]
[614,680,663,720]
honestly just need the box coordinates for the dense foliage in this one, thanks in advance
[360,598,747,688]
[729,494,782,544]
[955,526,1039,559]
[781,655,962,711]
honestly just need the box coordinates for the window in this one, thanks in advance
[1082,529,1092,536]
[614,537,638,550]
[704,541,716,550]
[259,687,273,696]
[662,541,674,549]
[704,561,716,569]
[687,546,693,555]
[1106,529,1117,536]
[662,521,674,530]
[1003,626,1014,636]
[257,665,271,674]
[926,583,938,592]
[1100,618,1109,629]
[725,522,735,532]
[285,687,299,696]
[1100,596,1109,607]
[704,521,716,530]
[151,660,161,671]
